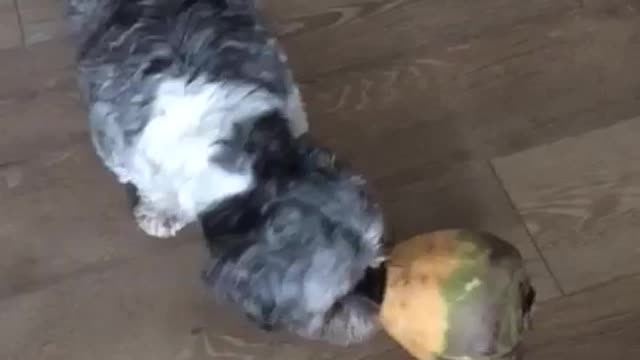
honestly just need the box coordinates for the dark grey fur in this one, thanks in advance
[66,0,386,343]
[64,0,308,237]
[66,0,295,151]
[201,138,385,345]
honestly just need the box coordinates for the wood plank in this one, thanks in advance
[0,243,396,360]
[265,0,369,20]
[493,117,640,293]
[277,0,576,79]
[0,38,79,163]
[0,38,74,99]
[0,140,197,299]
[0,80,85,164]
[16,0,69,45]
[378,161,561,301]
[0,0,21,49]
[300,0,640,188]
[268,0,414,40]
[524,274,640,359]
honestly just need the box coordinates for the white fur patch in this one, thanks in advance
[129,78,283,224]
[286,86,309,137]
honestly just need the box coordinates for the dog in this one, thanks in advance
[64,0,308,237]
[200,137,386,345]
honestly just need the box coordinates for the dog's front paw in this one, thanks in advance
[134,203,188,238]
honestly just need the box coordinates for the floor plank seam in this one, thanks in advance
[12,0,25,47]
[291,1,585,84]
[0,237,200,302]
[487,160,567,296]
[561,272,640,299]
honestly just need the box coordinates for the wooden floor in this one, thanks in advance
[1,0,640,358]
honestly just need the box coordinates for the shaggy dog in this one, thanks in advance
[200,137,385,345]
[65,0,308,237]
[66,0,386,343]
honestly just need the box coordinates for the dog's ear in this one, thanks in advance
[209,111,299,178]
[247,111,299,179]
[209,122,252,173]
[200,193,260,238]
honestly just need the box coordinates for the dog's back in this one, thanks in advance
[65,0,308,237]
[66,0,302,177]
[68,0,293,115]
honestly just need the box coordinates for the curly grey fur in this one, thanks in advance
[201,141,385,345]
[65,0,308,237]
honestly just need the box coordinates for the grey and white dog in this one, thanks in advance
[200,139,385,345]
[66,0,386,343]
[65,0,308,237]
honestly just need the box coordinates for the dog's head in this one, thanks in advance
[199,140,384,339]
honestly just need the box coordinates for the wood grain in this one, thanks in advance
[269,0,415,41]
[16,0,68,45]
[494,117,640,293]
[0,80,85,164]
[0,0,21,50]
[524,274,640,359]
[0,140,198,299]
[298,0,640,188]
[276,0,576,80]
[378,161,561,301]
[265,0,377,21]
[0,243,396,360]
[0,39,78,162]
[0,0,639,357]
[0,38,74,96]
